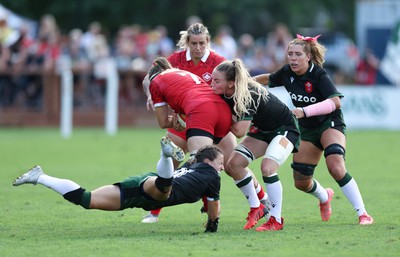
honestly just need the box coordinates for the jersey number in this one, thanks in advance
[177,71,201,84]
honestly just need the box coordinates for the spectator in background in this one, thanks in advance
[80,21,110,104]
[0,9,20,106]
[354,47,380,86]
[61,28,91,107]
[114,25,135,71]
[130,24,150,72]
[131,24,149,61]
[13,13,61,108]
[80,21,107,63]
[1,19,38,107]
[236,33,256,70]
[212,24,237,60]
[237,33,274,76]
[155,25,175,57]
[146,29,162,61]
[186,15,202,27]
[113,25,137,106]
[0,8,20,52]
[265,23,293,71]
[37,14,61,71]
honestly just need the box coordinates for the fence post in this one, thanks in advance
[105,58,119,136]
[59,55,73,138]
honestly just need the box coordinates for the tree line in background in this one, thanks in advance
[2,0,355,41]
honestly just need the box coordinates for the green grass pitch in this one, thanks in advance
[1,128,399,257]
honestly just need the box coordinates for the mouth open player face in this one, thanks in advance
[287,44,311,76]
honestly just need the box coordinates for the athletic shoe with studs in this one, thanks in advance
[358,212,374,225]
[141,213,159,223]
[256,216,284,231]
[319,188,334,221]
[243,203,267,230]
[13,165,44,186]
[160,137,185,162]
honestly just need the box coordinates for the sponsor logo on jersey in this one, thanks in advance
[202,72,212,82]
[288,92,317,103]
[305,81,313,93]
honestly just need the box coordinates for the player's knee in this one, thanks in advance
[232,144,254,165]
[63,188,91,209]
[291,162,315,191]
[291,162,316,176]
[264,135,293,166]
[324,143,346,159]
[155,177,173,193]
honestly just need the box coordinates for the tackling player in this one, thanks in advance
[142,24,268,224]
[211,59,300,231]
[13,138,223,233]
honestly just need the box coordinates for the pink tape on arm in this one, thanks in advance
[303,99,336,117]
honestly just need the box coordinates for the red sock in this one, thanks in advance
[150,208,162,215]
[202,196,208,212]
[257,187,266,201]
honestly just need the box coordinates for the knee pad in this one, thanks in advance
[265,135,294,166]
[155,177,173,193]
[63,188,91,209]
[291,162,316,176]
[233,144,255,163]
[324,143,346,159]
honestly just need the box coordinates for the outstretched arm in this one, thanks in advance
[204,199,220,232]
[253,73,270,85]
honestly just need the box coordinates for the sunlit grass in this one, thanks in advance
[1,128,399,257]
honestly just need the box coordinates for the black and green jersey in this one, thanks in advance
[116,163,220,211]
[269,63,344,129]
[223,88,294,132]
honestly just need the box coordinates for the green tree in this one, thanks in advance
[1,0,355,40]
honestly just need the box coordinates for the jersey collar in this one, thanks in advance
[308,62,315,73]
[186,49,211,62]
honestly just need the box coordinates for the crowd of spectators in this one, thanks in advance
[0,12,380,111]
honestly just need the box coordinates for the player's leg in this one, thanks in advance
[256,135,294,231]
[166,130,188,166]
[142,136,184,223]
[13,165,120,210]
[217,132,269,207]
[321,128,373,225]
[227,137,267,230]
[292,140,334,221]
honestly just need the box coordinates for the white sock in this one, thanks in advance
[264,174,283,223]
[235,172,259,208]
[157,151,174,179]
[37,174,80,195]
[340,178,366,216]
[255,183,264,195]
[308,179,328,203]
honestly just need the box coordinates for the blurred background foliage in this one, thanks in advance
[1,0,355,40]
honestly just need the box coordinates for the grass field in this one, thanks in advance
[1,128,399,257]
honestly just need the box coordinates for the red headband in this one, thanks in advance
[296,34,321,42]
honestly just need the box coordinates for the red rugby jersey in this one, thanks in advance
[150,69,225,114]
[167,49,225,84]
